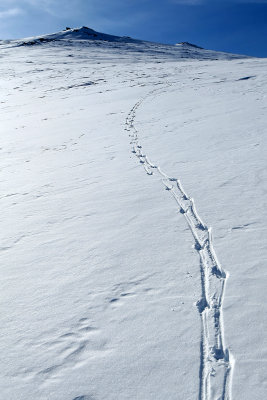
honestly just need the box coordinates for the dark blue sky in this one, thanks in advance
[0,0,266,57]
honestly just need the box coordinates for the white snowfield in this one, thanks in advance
[1,27,267,400]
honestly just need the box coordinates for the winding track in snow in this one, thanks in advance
[125,84,234,400]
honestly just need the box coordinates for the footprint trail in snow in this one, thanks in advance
[125,84,234,400]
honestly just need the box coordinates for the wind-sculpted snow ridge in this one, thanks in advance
[125,85,234,400]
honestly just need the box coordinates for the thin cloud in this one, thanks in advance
[0,0,64,16]
[0,8,23,18]
[23,0,80,17]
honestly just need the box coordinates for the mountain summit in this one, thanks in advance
[18,26,139,45]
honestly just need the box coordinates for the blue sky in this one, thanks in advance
[0,0,266,56]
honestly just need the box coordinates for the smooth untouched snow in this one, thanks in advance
[1,28,267,400]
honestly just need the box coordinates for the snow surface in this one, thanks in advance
[1,28,267,400]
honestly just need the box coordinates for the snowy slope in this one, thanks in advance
[1,28,267,400]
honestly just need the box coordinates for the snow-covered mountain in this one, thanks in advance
[1,27,266,400]
[2,26,249,61]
